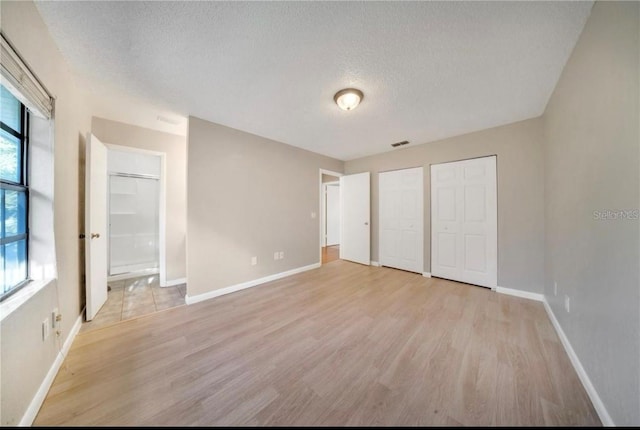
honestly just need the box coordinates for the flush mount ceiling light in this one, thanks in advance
[334,88,364,111]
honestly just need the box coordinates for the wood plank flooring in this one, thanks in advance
[34,260,600,426]
[321,245,339,264]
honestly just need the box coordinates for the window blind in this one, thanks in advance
[1,33,53,119]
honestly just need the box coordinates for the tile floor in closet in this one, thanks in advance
[80,274,186,333]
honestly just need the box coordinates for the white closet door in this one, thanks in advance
[379,167,423,273]
[340,172,370,265]
[431,156,497,288]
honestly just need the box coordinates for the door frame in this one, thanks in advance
[323,181,340,247]
[319,169,343,264]
[105,143,169,287]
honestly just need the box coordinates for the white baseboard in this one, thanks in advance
[185,263,321,305]
[542,299,614,426]
[162,277,187,287]
[370,261,380,267]
[495,286,544,302]
[20,311,83,426]
[422,272,432,278]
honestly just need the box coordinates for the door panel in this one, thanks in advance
[438,187,457,221]
[339,172,370,265]
[438,232,457,268]
[464,234,486,272]
[431,156,497,288]
[379,167,423,273]
[401,230,418,261]
[464,185,486,221]
[85,134,108,321]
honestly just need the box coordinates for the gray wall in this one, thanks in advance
[92,117,187,282]
[345,117,545,293]
[187,117,343,297]
[0,0,91,424]
[543,1,639,425]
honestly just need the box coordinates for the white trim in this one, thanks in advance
[422,272,431,278]
[542,299,614,426]
[322,182,340,247]
[159,153,167,288]
[185,263,320,305]
[19,311,83,426]
[370,261,381,267]
[322,183,329,247]
[495,286,544,302]
[163,277,187,287]
[104,144,167,289]
[0,279,55,322]
[319,169,343,263]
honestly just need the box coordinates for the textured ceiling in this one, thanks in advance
[35,1,592,161]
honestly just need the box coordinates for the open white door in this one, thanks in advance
[379,167,423,274]
[85,133,108,321]
[340,172,370,265]
[431,156,497,288]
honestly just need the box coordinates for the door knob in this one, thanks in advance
[364,222,369,225]
[91,233,100,239]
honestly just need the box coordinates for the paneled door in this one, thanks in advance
[379,167,423,273]
[431,156,497,288]
[340,172,370,265]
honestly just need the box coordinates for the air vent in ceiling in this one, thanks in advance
[391,140,410,148]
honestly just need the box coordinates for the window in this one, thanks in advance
[1,84,29,300]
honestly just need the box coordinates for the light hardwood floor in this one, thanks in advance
[321,245,339,264]
[34,260,600,426]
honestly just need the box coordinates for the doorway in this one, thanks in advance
[85,135,185,327]
[107,146,163,281]
[319,169,342,264]
[430,156,497,288]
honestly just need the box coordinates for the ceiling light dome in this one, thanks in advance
[334,88,363,111]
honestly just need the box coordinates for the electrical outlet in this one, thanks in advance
[564,295,570,313]
[42,318,50,341]
[274,252,279,260]
[554,282,557,296]
[52,308,59,328]
[251,256,257,266]
[279,251,284,259]
[311,212,317,219]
